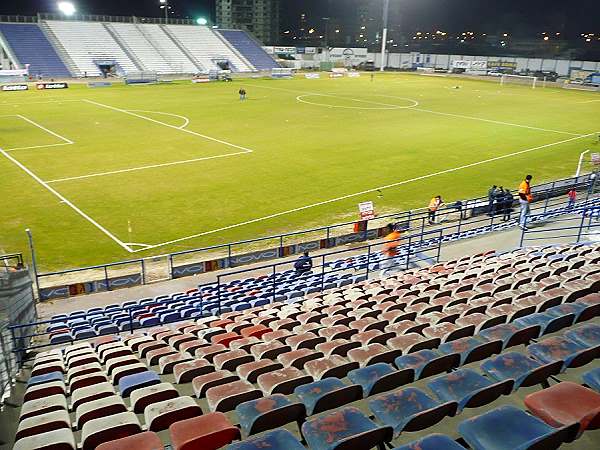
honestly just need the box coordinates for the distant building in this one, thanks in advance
[216,0,280,44]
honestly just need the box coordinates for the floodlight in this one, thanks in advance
[196,17,208,25]
[57,2,76,16]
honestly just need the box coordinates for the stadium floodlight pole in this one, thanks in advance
[380,0,390,71]
[575,149,590,178]
[159,0,169,22]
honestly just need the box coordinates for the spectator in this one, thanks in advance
[488,185,498,216]
[381,223,402,275]
[428,195,443,224]
[589,173,597,195]
[567,188,577,209]
[502,189,514,221]
[294,251,313,275]
[518,175,533,230]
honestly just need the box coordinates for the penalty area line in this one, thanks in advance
[133,131,599,252]
[0,148,134,253]
[45,151,252,183]
[83,99,253,153]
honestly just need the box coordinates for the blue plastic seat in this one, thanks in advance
[527,336,595,371]
[394,349,459,380]
[50,333,72,345]
[481,352,562,390]
[368,387,457,436]
[565,323,600,347]
[427,368,513,412]
[392,433,465,450]
[27,372,64,387]
[514,312,574,335]
[302,406,393,450]
[226,429,304,450]
[583,367,600,392]
[347,363,412,397]
[235,394,305,437]
[294,378,362,415]
[438,336,502,365]
[458,405,575,450]
[118,370,161,397]
[479,323,539,348]
[545,303,587,321]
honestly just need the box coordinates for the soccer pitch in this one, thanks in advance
[1,73,599,271]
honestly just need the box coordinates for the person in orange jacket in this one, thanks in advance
[518,175,533,229]
[381,223,402,275]
[428,195,443,224]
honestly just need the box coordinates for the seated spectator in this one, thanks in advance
[294,251,313,275]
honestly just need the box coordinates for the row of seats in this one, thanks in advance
[17,241,600,448]
[19,303,600,449]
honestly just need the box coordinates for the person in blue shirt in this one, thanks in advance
[294,251,313,275]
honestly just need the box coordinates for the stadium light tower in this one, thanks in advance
[159,0,171,22]
[57,2,76,16]
[380,0,390,71]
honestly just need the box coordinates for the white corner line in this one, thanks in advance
[16,115,74,144]
[0,148,133,253]
[83,99,253,153]
[132,130,599,252]
[45,151,252,184]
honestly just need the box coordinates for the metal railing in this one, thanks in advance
[0,13,198,25]
[520,205,600,246]
[33,173,598,300]
[0,253,23,269]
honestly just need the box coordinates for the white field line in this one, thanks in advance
[410,108,583,137]
[0,148,133,253]
[0,99,82,106]
[576,99,600,104]
[16,115,74,144]
[45,151,251,183]
[133,131,599,252]
[249,83,583,137]
[83,99,254,153]
[5,142,73,152]
[296,94,418,110]
[127,109,190,129]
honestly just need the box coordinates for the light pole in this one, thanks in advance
[159,0,170,22]
[380,0,390,71]
[322,17,330,48]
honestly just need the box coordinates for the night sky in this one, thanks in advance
[1,1,598,37]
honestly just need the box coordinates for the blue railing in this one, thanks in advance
[520,205,600,246]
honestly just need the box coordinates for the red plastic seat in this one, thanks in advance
[524,381,600,432]
[96,431,162,450]
[170,412,240,450]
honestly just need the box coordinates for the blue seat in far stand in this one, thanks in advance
[458,405,577,450]
[392,433,465,450]
[426,368,513,412]
[119,370,161,398]
[226,429,304,450]
[368,387,457,437]
[302,406,393,450]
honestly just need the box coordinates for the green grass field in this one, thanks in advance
[1,73,599,271]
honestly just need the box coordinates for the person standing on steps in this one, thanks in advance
[518,175,534,230]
